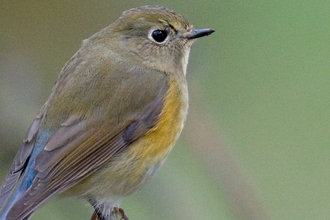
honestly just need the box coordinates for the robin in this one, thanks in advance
[0,5,214,220]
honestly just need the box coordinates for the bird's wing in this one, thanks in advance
[3,67,169,219]
[0,105,45,210]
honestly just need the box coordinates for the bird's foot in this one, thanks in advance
[113,207,129,220]
[90,206,129,220]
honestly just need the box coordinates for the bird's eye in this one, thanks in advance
[149,28,170,44]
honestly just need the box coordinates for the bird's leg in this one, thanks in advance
[89,199,129,220]
[89,199,104,220]
[113,207,129,220]
[90,209,100,220]
[89,207,129,220]
[90,204,104,220]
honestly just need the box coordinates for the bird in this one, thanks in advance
[0,5,214,220]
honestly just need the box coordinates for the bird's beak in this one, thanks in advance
[185,28,215,39]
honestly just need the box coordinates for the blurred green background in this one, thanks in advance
[1,1,329,220]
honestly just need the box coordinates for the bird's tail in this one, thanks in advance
[0,187,26,220]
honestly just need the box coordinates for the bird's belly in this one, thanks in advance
[64,75,188,203]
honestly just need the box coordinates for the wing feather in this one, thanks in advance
[6,71,168,219]
[0,107,45,209]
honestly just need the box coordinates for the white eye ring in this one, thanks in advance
[148,28,170,44]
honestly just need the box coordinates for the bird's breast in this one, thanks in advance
[138,74,188,160]
[68,73,188,200]
[120,73,189,194]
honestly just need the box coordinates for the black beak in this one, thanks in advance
[186,28,215,39]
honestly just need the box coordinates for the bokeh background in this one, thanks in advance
[1,1,329,220]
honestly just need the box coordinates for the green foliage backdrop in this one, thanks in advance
[1,1,329,219]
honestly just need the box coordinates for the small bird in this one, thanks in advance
[0,5,214,220]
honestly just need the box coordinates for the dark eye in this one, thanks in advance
[150,29,169,43]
